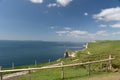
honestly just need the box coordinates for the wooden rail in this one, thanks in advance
[0,55,114,80]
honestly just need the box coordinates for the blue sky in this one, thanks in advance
[0,0,120,42]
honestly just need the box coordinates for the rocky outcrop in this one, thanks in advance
[64,49,76,58]
[64,51,69,58]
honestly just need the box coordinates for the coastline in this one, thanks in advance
[0,41,85,68]
[65,42,89,58]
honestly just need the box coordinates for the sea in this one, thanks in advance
[0,40,85,68]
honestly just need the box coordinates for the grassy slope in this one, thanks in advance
[7,40,120,80]
[86,40,120,54]
[83,40,120,68]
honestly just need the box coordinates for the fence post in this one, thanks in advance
[100,55,103,71]
[28,67,31,80]
[28,70,31,80]
[12,62,14,69]
[109,55,112,70]
[61,62,64,79]
[88,61,91,76]
[35,59,37,66]
[0,66,2,80]
[49,59,51,63]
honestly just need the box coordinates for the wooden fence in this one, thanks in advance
[0,55,114,80]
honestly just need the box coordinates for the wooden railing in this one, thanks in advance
[0,55,114,80]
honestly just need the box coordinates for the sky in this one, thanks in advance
[0,0,120,42]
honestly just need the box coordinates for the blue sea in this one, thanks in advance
[0,40,85,67]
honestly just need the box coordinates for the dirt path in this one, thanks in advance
[3,71,28,80]
[3,63,61,80]
[83,73,120,80]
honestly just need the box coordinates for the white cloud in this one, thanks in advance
[84,12,88,16]
[93,7,120,29]
[93,7,120,21]
[56,28,111,40]
[56,30,88,38]
[64,27,71,30]
[69,30,88,38]
[50,26,55,29]
[56,31,69,36]
[110,23,120,28]
[55,28,120,41]
[47,3,59,8]
[70,30,88,35]
[87,34,96,38]
[56,31,69,34]
[112,32,120,35]
[96,30,108,36]
[56,0,73,7]
[99,24,107,28]
[30,0,43,3]
[47,0,73,8]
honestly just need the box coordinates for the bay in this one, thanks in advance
[0,40,85,67]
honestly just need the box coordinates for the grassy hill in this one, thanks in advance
[77,40,120,68]
[7,40,120,80]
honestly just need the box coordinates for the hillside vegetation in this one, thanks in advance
[77,40,120,68]
[7,40,120,80]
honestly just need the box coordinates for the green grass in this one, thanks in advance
[6,40,120,80]
[76,40,120,68]
[9,67,108,80]
[86,40,120,54]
